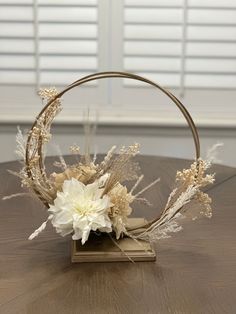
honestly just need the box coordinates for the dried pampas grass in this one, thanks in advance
[128,155,216,242]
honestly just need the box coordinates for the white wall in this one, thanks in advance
[0,123,235,167]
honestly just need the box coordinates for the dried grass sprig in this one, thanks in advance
[2,192,29,201]
[22,87,62,205]
[130,175,144,194]
[99,145,117,174]
[137,214,183,241]
[133,178,160,198]
[130,157,215,241]
[108,234,135,263]
[54,145,67,171]
[102,144,141,195]
[133,197,153,207]
[15,126,27,161]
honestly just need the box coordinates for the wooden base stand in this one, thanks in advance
[71,218,156,263]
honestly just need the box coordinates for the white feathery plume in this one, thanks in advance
[156,185,197,226]
[83,108,91,164]
[93,144,98,163]
[135,185,198,240]
[92,108,99,144]
[206,143,224,164]
[54,144,67,170]
[164,187,177,210]
[15,126,26,161]
[141,214,183,241]
[90,109,99,164]
[100,145,117,168]
[28,215,53,240]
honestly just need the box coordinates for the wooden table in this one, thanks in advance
[0,155,236,314]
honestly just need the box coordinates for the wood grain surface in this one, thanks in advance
[0,155,236,314]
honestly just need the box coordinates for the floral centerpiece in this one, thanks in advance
[5,72,217,262]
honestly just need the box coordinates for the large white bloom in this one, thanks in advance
[49,176,112,244]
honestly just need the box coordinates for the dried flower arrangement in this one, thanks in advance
[6,72,217,262]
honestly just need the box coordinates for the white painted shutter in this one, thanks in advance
[0,0,98,86]
[124,0,236,90]
[0,0,236,124]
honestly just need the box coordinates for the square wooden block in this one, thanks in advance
[71,218,156,263]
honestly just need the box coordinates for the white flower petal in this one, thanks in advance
[72,229,83,240]
[49,177,112,244]
[98,173,110,187]
[56,226,73,237]
[83,181,101,200]
[81,225,92,245]
[63,178,85,197]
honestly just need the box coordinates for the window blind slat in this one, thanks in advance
[0,70,35,84]
[189,0,236,8]
[126,0,183,6]
[125,8,183,23]
[0,55,34,68]
[38,0,96,5]
[40,40,97,54]
[188,26,236,41]
[38,7,97,22]
[124,73,180,87]
[0,0,97,5]
[40,71,96,85]
[125,42,182,56]
[40,56,97,70]
[0,39,34,53]
[186,43,236,57]
[125,57,181,72]
[0,55,97,70]
[0,39,98,54]
[39,24,97,38]
[0,23,34,36]
[186,59,236,73]
[0,0,32,3]
[188,9,236,24]
[186,74,236,88]
[0,6,32,20]
[0,23,97,39]
[125,25,182,40]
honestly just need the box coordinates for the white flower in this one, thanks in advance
[49,176,112,244]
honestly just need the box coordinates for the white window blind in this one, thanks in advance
[124,0,236,91]
[0,0,98,86]
[0,0,236,125]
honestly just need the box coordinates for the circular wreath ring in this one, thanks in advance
[25,71,200,212]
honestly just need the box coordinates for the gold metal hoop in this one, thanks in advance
[25,71,200,206]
